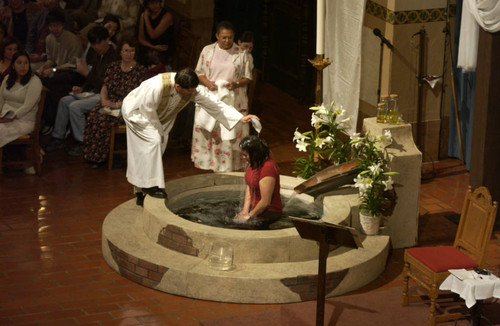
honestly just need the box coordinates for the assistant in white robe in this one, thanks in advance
[121,72,244,190]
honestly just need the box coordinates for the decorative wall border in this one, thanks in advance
[366,0,456,24]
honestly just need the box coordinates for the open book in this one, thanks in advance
[100,107,121,117]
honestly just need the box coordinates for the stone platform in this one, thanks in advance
[102,173,390,303]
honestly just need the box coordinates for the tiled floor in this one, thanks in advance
[1,83,499,326]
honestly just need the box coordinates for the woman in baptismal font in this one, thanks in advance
[234,136,283,229]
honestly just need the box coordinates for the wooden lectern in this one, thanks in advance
[291,217,362,326]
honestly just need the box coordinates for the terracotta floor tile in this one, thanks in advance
[0,83,498,325]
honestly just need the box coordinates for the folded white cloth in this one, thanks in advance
[251,117,262,133]
[440,273,500,308]
[195,80,237,140]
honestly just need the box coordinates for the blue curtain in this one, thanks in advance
[448,0,476,170]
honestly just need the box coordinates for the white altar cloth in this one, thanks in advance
[440,270,500,308]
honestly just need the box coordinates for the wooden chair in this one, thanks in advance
[0,91,46,175]
[401,186,498,326]
[108,124,127,170]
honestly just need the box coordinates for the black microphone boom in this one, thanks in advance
[373,28,394,50]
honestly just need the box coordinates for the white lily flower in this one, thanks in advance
[293,128,306,142]
[324,135,334,144]
[315,137,326,149]
[316,105,328,116]
[369,163,382,175]
[311,113,326,126]
[353,174,373,193]
[382,176,394,191]
[350,132,361,141]
[378,129,393,147]
[334,105,345,117]
[295,139,308,152]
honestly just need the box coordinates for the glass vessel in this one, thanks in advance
[388,94,399,124]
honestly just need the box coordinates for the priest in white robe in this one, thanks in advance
[121,68,258,204]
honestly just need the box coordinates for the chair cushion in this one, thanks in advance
[407,246,478,273]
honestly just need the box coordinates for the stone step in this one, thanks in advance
[102,198,390,303]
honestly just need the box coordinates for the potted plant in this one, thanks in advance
[292,101,352,179]
[350,131,398,235]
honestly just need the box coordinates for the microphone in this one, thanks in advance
[373,28,394,50]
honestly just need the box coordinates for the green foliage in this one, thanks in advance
[292,101,351,179]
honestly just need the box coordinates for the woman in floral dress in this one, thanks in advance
[82,38,148,168]
[191,20,253,172]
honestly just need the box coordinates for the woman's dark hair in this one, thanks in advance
[216,20,235,34]
[0,36,19,60]
[117,36,139,54]
[143,0,162,8]
[102,13,121,40]
[239,31,254,43]
[6,51,33,90]
[239,135,270,169]
[175,68,199,89]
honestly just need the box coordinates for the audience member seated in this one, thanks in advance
[82,37,148,168]
[68,0,100,31]
[137,0,174,69]
[25,0,74,65]
[0,37,19,84]
[0,51,43,174]
[79,13,120,50]
[0,0,42,49]
[43,26,118,156]
[36,10,83,133]
[191,21,253,172]
[96,0,139,38]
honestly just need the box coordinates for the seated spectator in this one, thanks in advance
[82,37,148,168]
[43,26,118,155]
[0,0,42,49]
[69,0,100,31]
[25,0,75,65]
[36,9,83,133]
[137,0,174,68]
[0,37,19,84]
[36,10,83,78]
[79,13,120,50]
[96,0,139,38]
[0,51,43,174]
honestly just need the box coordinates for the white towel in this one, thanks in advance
[195,80,237,140]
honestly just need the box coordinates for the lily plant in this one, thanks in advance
[292,101,352,179]
[350,130,398,218]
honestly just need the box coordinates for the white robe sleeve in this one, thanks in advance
[194,85,243,130]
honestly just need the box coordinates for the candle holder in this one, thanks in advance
[308,54,332,106]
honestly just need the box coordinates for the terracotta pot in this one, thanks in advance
[359,211,381,235]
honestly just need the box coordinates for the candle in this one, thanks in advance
[316,0,325,55]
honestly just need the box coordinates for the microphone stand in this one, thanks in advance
[377,39,384,103]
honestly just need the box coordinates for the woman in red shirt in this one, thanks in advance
[235,135,282,229]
